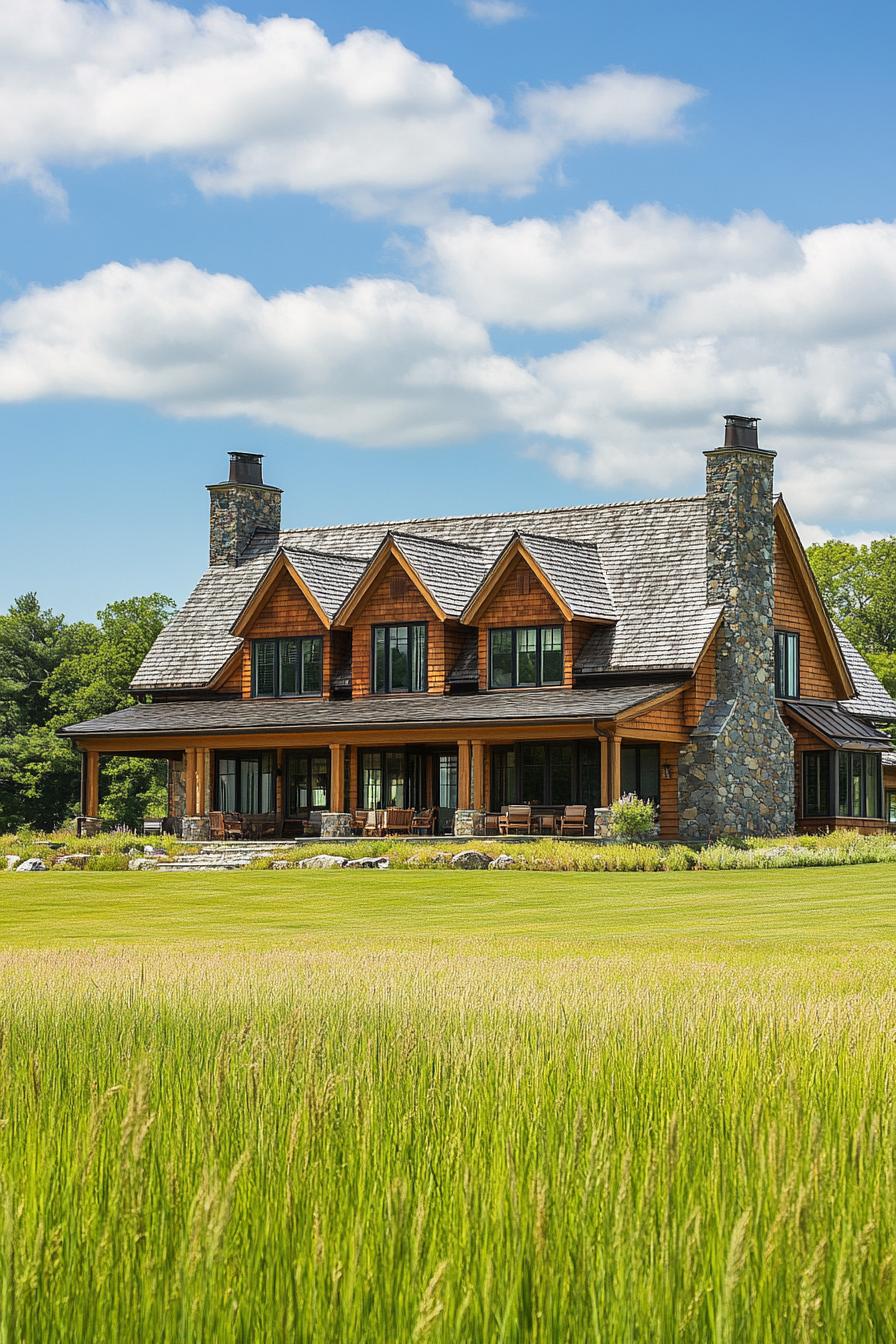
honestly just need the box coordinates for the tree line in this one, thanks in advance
[0,592,174,831]
[0,537,893,833]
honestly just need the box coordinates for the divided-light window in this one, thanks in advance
[372,624,427,693]
[252,637,323,697]
[489,626,563,688]
[774,630,800,698]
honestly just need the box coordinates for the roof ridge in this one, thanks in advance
[390,529,485,555]
[515,528,604,553]
[276,494,706,536]
[281,543,368,566]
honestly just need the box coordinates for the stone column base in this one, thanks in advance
[454,809,485,837]
[593,807,612,838]
[321,812,353,839]
[78,816,102,839]
[182,816,210,842]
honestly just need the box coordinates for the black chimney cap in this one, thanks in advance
[228,451,265,486]
[722,414,760,451]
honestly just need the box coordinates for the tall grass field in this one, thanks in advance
[0,865,894,1340]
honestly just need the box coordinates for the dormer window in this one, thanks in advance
[252,637,323,697]
[372,623,427,693]
[489,626,563,689]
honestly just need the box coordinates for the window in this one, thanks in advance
[803,751,831,817]
[888,790,896,826]
[372,624,427,693]
[490,741,598,809]
[620,745,660,803]
[252,637,323,697]
[285,752,329,816]
[831,749,882,819]
[358,749,428,810]
[216,752,276,813]
[488,626,564,688]
[774,630,800,699]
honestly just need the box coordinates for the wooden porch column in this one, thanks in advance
[184,748,196,815]
[275,748,284,819]
[85,750,100,817]
[610,734,623,803]
[471,740,486,811]
[457,740,472,810]
[348,746,358,813]
[598,734,610,808]
[329,744,346,812]
[195,747,207,816]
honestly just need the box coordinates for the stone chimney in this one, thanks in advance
[207,452,282,567]
[677,415,795,840]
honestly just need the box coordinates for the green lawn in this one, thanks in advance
[1,862,895,948]
[0,867,894,1341]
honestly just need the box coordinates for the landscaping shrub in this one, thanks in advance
[609,793,658,840]
[664,844,699,871]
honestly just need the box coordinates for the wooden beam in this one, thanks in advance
[610,735,622,803]
[85,750,100,816]
[471,739,486,810]
[348,745,358,813]
[457,740,471,810]
[184,748,196,816]
[329,744,346,812]
[599,735,609,807]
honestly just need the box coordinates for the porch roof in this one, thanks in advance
[62,681,682,741]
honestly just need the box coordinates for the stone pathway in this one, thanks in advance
[159,842,295,873]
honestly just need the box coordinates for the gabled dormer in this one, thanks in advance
[461,531,616,691]
[229,546,365,698]
[333,532,487,696]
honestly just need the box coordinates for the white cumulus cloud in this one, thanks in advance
[0,260,533,445]
[0,0,698,214]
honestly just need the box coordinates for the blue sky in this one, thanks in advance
[2,0,895,619]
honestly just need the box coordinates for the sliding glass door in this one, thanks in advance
[284,751,329,818]
[215,752,276,813]
[490,741,599,810]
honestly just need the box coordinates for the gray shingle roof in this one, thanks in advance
[133,496,720,689]
[64,681,681,739]
[835,627,896,721]
[447,631,478,684]
[784,699,894,749]
[510,531,616,621]
[280,546,368,619]
[883,751,896,769]
[387,532,489,617]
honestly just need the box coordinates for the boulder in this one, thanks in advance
[128,858,159,871]
[297,854,347,869]
[271,860,293,870]
[143,844,166,857]
[5,856,21,871]
[450,850,491,870]
[56,854,90,868]
[15,858,47,872]
[344,856,390,869]
[488,854,514,870]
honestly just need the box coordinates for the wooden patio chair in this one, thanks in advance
[499,805,532,835]
[410,807,438,835]
[223,812,244,840]
[208,811,225,841]
[559,804,588,836]
[363,810,383,836]
[351,809,369,835]
[142,817,164,837]
[384,807,414,835]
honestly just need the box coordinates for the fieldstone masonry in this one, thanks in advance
[678,432,795,841]
[208,482,282,567]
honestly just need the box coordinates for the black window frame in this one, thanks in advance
[488,626,564,689]
[251,636,324,698]
[620,744,661,804]
[887,789,896,826]
[801,748,883,820]
[215,750,277,814]
[371,623,428,694]
[284,749,330,817]
[774,629,800,699]
[490,740,599,810]
[802,749,832,818]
